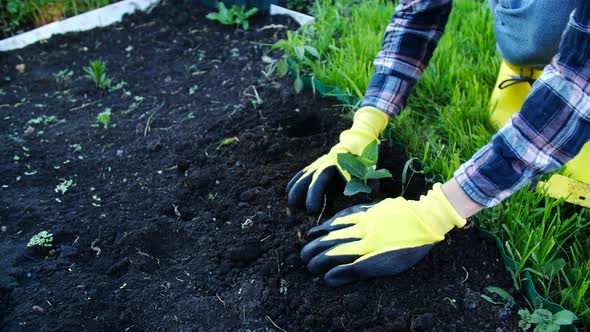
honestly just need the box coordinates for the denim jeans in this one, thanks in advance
[489,0,581,68]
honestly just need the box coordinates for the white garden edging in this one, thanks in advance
[0,0,160,52]
[269,4,314,26]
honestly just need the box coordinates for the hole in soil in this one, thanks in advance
[282,111,326,138]
[580,196,586,200]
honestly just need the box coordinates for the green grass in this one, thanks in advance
[1,0,114,36]
[286,0,590,326]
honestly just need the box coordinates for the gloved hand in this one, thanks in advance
[300,183,466,287]
[286,107,389,213]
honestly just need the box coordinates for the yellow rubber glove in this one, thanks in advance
[300,183,466,287]
[286,107,389,213]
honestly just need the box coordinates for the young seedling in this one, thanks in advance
[216,136,239,150]
[272,31,320,93]
[27,231,53,248]
[55,179,75,195]
[83,60,112,90]
[337,140,392,196]
[518,308,577,331]
[206,2,258,30]
[27,115,58,126]
[53,69,74,82]
[96,108,112,128]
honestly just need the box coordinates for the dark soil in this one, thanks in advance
[1,1,520,331]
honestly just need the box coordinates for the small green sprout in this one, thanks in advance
[518,308,577,332]
[83,60,112,90]
[208,193,215,201]
[92,194,101,207]
[53,69,74,82]
[189,85,198,95]
[27,115,58,126]
[55,179,75,195]
[28,231,53,248]
[206,2,258,30]
[69,144,82,153]
[216,136,239,150]
[480,286,516,306]
[96,108,112,128]
[337,140,392,196]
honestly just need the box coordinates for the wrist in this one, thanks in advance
[441,178,484,219]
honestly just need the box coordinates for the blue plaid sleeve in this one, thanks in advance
[361,0,452,116]
[454,10,590,207]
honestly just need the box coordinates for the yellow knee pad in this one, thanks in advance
[490,61,590,207]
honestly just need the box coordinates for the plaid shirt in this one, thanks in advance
[362,1,590,207]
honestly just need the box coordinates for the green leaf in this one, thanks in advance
[361,140,379,163]
[206,13,219,20]
[242,21,249,30]
[484,286,516,305]
[337,153,368,179]
[519,309,532,320]
[304,46,320,58]
[365,168,392,180]
[531,309,552,324]
[294,46,305,61]
[294,76,304,93]
[480,294,498,305]
[344,178,371,196]
[541,258,566,275]
[245,8,258,17]
[551,310,577,325]
[277,59,288,77]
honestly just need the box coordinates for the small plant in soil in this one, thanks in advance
[27,230,53,248]
[205,2,258,30]
[55,178,75,195]
[27,115,58,126]
[216,136,238,150]
[272,31,319,93]
[518,308,577,332]
[337,140,392,196]
[53,69,74,82]
[96,108,111,128]
[83,60,112,90]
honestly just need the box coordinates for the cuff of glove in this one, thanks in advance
[352,106,390,137]
[416,183,467,235]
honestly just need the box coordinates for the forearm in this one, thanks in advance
[454,12,590,208]
[361,0,452,116]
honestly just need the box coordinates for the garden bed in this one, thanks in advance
[1,1,520,330]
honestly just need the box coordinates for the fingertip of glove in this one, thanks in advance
[286,170,305,193]
[287,173,313,208]
[324,266,356,287]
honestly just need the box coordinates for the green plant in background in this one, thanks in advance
[27,230,53,248]
[518,308,577,332]
[205,2,258,30]
[96,108,111,128]
[83,60,112,90]
[286,0,313,13]
[337,140,391,196]
[272,30,319,92]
